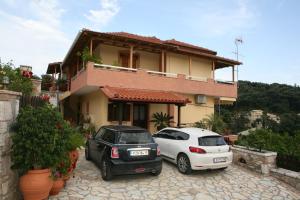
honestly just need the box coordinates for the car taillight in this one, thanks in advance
[189,146,206,154]
[156,146,161,156]
[111,147,119,158]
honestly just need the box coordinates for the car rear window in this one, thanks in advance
[117,130,154,144]
[198,136,226,146]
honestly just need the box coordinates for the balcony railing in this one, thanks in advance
[68,62,237,99]
[93,63,210,82]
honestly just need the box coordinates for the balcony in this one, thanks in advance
[69,62,237,99]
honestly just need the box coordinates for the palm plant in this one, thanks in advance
[151,112,174,131]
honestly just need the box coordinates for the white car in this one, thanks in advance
[153,127,232,174]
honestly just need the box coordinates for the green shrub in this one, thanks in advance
[66,131,85,151]
[11,105,70,175]
[194,114,226,134]
[150,112,174,131]
[236,129,300,158]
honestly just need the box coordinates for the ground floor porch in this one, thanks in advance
[61,87,217,133]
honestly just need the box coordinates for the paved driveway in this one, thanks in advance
[50,150,300,200]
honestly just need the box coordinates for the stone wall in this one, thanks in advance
[0,90,21,200]
[271,168,300,191]
[231,145,277,174]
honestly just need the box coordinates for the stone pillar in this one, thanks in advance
[0,90,21,200]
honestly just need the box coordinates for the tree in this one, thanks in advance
[0,61,33,95]
[195,114,226,134]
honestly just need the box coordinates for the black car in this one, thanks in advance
[85,125,162,180]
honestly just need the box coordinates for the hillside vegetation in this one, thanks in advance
[236,81,300,114]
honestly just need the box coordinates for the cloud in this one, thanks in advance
[192,0,256,36]
[0,0,70,76]
[85,0,120,30]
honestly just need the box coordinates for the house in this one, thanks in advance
[248,109,280,128]
[46,29,241,133]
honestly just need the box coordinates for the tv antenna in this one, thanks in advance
[233,37,243,83]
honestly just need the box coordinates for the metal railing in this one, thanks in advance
[215,79,235,84]
[186,75,207,82]
[94,63,138,72]
[146,70,178,78]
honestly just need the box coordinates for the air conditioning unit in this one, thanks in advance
[195,95,207,104]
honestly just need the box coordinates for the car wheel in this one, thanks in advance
[101,158,113,181]
[151,168,162,176]
[177,154,192,174]
[85,146,90,160]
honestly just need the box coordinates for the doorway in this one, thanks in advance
[133,104,148,129]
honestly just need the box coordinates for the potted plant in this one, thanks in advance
[56,77,68,91]
[41,74,54,91]
[50,153,71,195]
[66,131,85,169]
[81,46,102,67]
[150,112,174,131]
[11,105,68,200]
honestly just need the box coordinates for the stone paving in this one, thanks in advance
[50,150,300,200]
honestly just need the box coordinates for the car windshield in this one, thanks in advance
[198,136,226,146]
[117,130,154,144]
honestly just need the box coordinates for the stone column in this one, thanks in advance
[0,90,21,200]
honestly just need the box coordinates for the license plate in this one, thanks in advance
[130,150,148,156]
[213,157,226,163]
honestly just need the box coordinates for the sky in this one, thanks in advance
[0,0,299,85]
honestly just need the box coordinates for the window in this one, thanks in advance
[117,130,154,144]
[108,103,130,121]
[102,129,115,143]
[95,128,105,140]
[169,130,189,140]
[119,52,139,68]
[198,136,226,146]
[158,130,189,140]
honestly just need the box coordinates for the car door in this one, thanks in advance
[167,130,190,160]
[96,129,115,165]
[153,130,167,157]
[154,129,176,160]
[89,128,105,163]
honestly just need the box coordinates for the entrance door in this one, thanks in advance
[133,104,148,129]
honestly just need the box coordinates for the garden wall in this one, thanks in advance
[270,168,300,191]
[0,90,21,200]
[231,145,277,174]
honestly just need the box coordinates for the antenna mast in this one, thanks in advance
[234,37,243,83]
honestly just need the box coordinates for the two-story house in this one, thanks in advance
[46,29,241,133]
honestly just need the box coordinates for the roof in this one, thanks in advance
[164,39,217,55]
[109,32,217,55]
[100,86,190,105]
[47,62,62,74]
[159,127,220,137]
[60,29,241,70]
[108,32,164,45]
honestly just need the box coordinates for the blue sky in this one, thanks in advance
[0,0,299,85]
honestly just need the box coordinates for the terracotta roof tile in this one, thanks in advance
[100,86,190,104]
[107,32,164,45]
[107,32,216,54]
[164,39,216,54]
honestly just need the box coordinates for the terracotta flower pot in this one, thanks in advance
[50,178,64,196]
[19,168,53,200]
